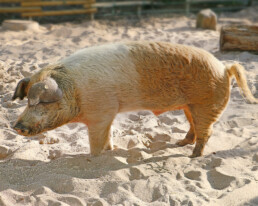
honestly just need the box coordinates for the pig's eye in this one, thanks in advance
[28,100,58,108]
[38,101,56,106]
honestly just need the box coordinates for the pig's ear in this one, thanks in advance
[12,77,30,101]
[28,77,63,106]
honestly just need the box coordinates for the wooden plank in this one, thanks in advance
[0,7,41,13]
[83,3,95,9]
[220,25,258,51]
[0,0,40,2]
[21,8,97,17]
[22,0,95,7]
[190,0,245,4]
[94,1,151,8]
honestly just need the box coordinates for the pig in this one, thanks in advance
[12,41,258,157]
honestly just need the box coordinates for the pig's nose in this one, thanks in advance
[13,122,28,135]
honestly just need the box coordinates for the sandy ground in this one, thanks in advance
[0,7,258,206]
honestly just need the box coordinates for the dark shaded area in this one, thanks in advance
[0,0,255,24]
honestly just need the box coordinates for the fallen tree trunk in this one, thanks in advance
[220,25,258,51]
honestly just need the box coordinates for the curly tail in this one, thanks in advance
[226,63,258,104]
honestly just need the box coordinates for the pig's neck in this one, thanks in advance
[50,70,81,124]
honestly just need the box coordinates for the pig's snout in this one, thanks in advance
[13,122,29,136]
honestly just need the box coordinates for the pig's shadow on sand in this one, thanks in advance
[0,143,183,192]
[0,143,257,193]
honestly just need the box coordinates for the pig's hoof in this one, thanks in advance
[189,151,202,158]
[176,139,194,147]
[90,149,102,156]
[104,144,113,151]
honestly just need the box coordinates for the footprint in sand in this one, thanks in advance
[56,196,85,206]
[50,28,73,38]
[1,190,33,205]
[126,149,151,164]
[143,133,171,151]
[231,178,251,189]
[172,126,187,133]
[0,84,4,95]
[127,139,138,149]
[0,145,12,159]
[184,170,202,181]
[72,36,81,43]
[207,169,235,190]
[2,100,19,109]
[227,118,255,128]
[128,114,140,122]
[129,167,146,180]
[251,165,258,172]
[158,116,179,126]
[145,133,168,142]
[169,197,180,206]
[171,110,184,116]
[137,111,151,116]
[87,198,108,206]
[32,186,52,196]
[100,182,119,197]
[67,123,79,130]
[145,141,167,152]
[3,131,17,140]
[248,137,257,146]
[132,178,166,203]
[253,153,258,162]
[33,187,85,205]
[202,157,223,170]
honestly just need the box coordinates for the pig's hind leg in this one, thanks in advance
[176,107,196,146]
[188,104,224,158]
[87,115,115,155]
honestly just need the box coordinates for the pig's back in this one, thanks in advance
[60,42,143,112]
[126,41,227,107]
[60,42,228,111]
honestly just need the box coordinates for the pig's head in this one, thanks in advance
[12,69,80,136]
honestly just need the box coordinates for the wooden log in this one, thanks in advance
[2,19,39,31]
[220,25,258,51]
[21,8,97,17]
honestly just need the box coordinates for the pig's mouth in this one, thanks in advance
[16,128,40,137]
[13,123,43,137]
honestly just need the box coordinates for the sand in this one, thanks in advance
[0,7,258,206]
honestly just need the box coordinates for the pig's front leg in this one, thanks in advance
[87,116,115,155]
